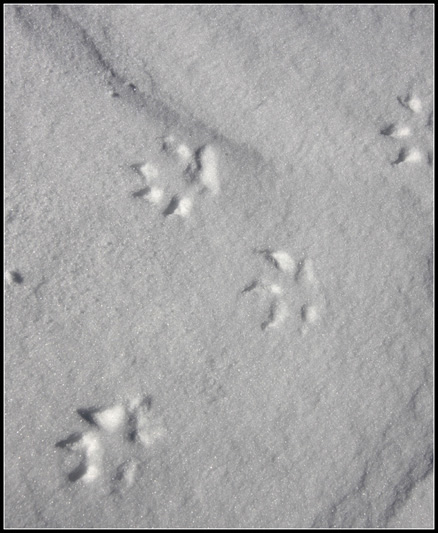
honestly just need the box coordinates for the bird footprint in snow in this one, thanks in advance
[131,136,220,218]
[55,396,165,493]
[242,250,325,334]
[380,95,433,166]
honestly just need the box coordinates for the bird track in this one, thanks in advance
[241,250,325,334]
[380,94,433,167]
[55,396,165,493]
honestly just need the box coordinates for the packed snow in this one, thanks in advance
[5,5,433,528]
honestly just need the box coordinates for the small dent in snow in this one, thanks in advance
[5,270,23,285]
[132,185,164,205]
[262,250,296,273]
[380,124,411,138]
[111,459,139,493]
[163,195,193,218]
[399,94,422,113]
[392,147,423,166]
[262,299,289,330]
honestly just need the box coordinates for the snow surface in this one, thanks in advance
[4,5,433,528]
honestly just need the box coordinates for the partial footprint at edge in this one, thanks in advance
[380,94,433,167]
[131,137,220,219]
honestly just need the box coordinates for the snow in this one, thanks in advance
[139,163,159,182]
[267,251,296,273]
[196,145,220,195]
[92,405,126,433]
[145,186,164,206]
[175,144,193,165]
[4,270,23,286]
[403,148,424,164]
[4,5,433,529]
[405,95,423,114]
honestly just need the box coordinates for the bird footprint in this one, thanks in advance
[131,136,220,218]
[380,94,433,167]
[242,250,325,334]
[55,396,165,492]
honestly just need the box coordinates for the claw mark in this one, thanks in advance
[401,95,422,113]
[132,186,151,198]
[261,299,288,330]
[5,270,23,285]
[77,407,99,426]
[133,186,163,204]
[392,147,422,165]
[268,251,295,273]
[257,249,295,273]
[163,195,192,217]
[55,432,83,449]
[68,460,89,482]
[242,280,259,293]
[380,124,411,138]
[112,459,138,491]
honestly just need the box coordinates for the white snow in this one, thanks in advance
[269,284,283,295]
[78,432,103,483]
[93,405,126,433]
[404,148,423,164]
[145,186,164,205]
[82,464,100,484]
[139,162,158,181]
[405,95,423,113]
[81,432,102,456]
[175,144,193,164]
[197,145,220,195]
[173,196,193,217]
[5,5,433,529]
[391,125,411,138]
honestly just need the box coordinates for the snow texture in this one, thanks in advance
[93,405,126,433]
[4,5,433,529]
